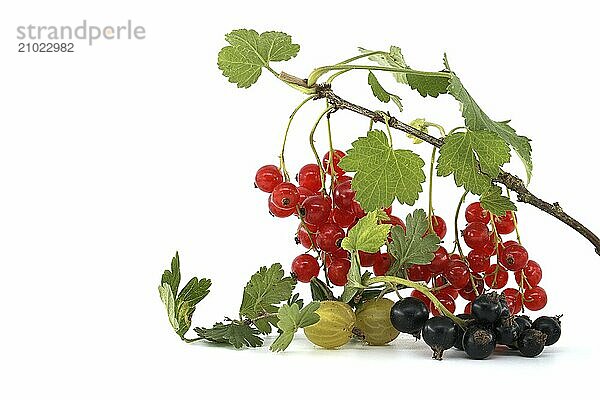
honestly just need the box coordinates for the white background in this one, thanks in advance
[1,0,599,398]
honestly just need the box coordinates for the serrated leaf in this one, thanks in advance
[239,263,295,334]
[195,322,263,349]
[218,29,300,88]
[448,74,533,182]
[159,283,179,332]
[161,252,181,298]
[177,277,211,306]
[360,46,409,84]
[339,130,426,211]
[480,186,517,216]
[175,300,193,337]
[270,302,320,352]
[437,130,511,195]
[388,209,440,269]
[407,74,449,98]
[341,211,391,253]
[367,72,403,112]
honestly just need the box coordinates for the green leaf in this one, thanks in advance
[310,277,335,301]
[388,209,440,269]
[158,252,212,339]
[161,252,181,298]
[239,263,295,334]
[341,211,390,253]
[367,72,403,112]
[360,46,409,84]
[270,302,320,352]
[406,74,449,98]
[480,186,517,216]
[195,322,263,349]
[437,130,511,195]
[177,277,211,306]
[218,29,300,88]
[339,130,426,211]
[158,283,179,332]
[448,74,533,182]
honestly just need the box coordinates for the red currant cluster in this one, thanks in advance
[254,150,406,286]
[410,202,546,317]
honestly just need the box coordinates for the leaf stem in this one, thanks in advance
[454,191,468,258]
[308,65,451,87]
[279,95,317,180]
[309,105,335,191]
[365,276,465,327]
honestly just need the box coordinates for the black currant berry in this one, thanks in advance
[495,317,522,346]
[472,293,502,324]
[463,326,496,360]
[517,329,547,357]
[498,294,511,318]
[532,316,562,346]
[390,297,429,336]
[422,316,458,360]
[514,315,533,331]
[453,314,475,351]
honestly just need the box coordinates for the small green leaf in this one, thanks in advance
[159,283,179,332]
[360,46,409,84]
[437,130,511,195]
[448,74,533,182]
[388,209,440,270]
[407,118,427,144]
[161,252,181,298]
[270,302,320,352]
[339,130,426,211]
[218,29,300,88]
[195,322,263,349]
[239,263,295,334]
[406,74,449,98]
[341,211,391,253]
[310,277,335,301]
[480,186,517,216]
[367,72,403,112]
[177,277,211,306]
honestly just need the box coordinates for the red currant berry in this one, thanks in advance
[352,201,366,218]
[271,182,300,208]
[255,165,283,193]
[300,195,332,226]
[359,251,380,267]
[458,274,484,301]
[478,237,497,257]
[291,254,320,283]
[407,264,432,282]
[523,286,547,311]
[427,246,450,274]
[449,253,462,261]
[327,258,351,286]
[326,247,350,262]
[410,289,432,309]
[465,202,491,224]
[464,301,473,314]
[494,212,516,235]
[322,149,346,176]
[499,244,528,271]
[502,288,523,315]
[514,259,542,288]
[431,292,456,316]
[373,253,393,276]
[297,164,322,192]
[332,207,356,228]
[467,249,492,273]
[484,265,509,289]
[333,180,355,211]
[336,175,352,184]
[268,196,295,218]
[462,222,491,250]
[431,215,447,239]
[384,206,393,216]
[445,260,470,289]
[296,225,315,249]
[316,223,345,253]
[438,286,459,300]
